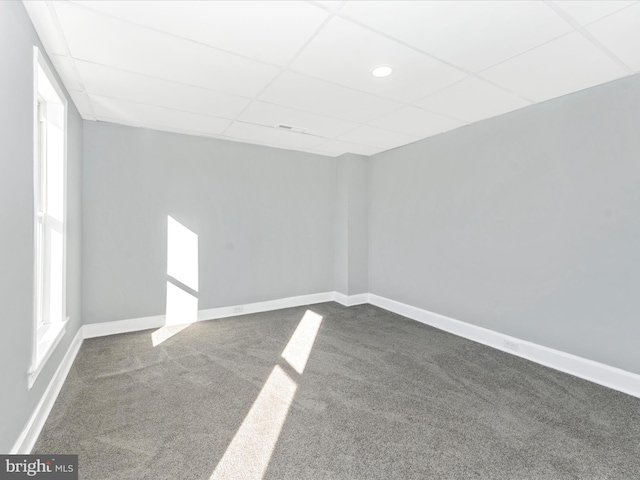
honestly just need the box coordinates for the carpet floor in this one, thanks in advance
[34,302,640,479]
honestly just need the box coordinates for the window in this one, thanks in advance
[29,47,68,388]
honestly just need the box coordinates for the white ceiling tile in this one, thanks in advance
[224,122,328,149]
[339,1,571,72]
[23,1,69,55]
[417,77,531,123]
[552,1,636,25]
[75,60,249,120]
[337,125,418,150]
[67,90,94,118]
[368,107,467,138]
[89,94,231,135]
[50,55,83,91]
[70,1,329,66]
[259,71,402,123]
[53,2,280,97]
[309,1,344,12]
[586,3,640,71]
[313,139,381,156]
[237,101,359,138]
[480,33,629,102]
[290,17,466,102]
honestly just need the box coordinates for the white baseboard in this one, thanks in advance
[333,292,369,307]
[11,327,83,454]
[82,313,166,339]
[198,292,334,321]
[369,294,640,399]
[83,292,335,340]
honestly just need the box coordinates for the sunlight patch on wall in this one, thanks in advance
[167,215,199,291]
[153,281,198,347]
[165,281,198,326]
[152,216,199,347]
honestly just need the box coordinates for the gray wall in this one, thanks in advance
[334,156,349,294]
[370,73,640,375]
[82,122,337,324]
[0,2,83,452]
[346,154,369,295]
[334,153,369,296]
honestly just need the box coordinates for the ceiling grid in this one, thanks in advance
[23,0,640,157]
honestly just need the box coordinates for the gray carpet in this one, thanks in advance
[34,302,640,479]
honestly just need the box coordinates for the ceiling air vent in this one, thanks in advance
[276,124,307,134]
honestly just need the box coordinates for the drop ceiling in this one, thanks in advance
[24,0,640,157]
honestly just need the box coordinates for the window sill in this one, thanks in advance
[28,318,68,389]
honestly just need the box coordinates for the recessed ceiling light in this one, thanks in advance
[371,65,393,78]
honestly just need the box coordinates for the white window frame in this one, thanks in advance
[28,47,68,388]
